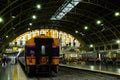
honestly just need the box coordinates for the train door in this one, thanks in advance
[34,38,53,74]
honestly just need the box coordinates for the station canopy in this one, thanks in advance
[0,0,120,49]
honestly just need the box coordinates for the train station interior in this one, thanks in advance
[0,0,120,80]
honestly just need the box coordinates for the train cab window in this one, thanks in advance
[41,45,45,55]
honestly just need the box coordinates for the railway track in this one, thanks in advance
[27,67,120,80]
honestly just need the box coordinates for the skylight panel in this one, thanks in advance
[66,3,74,8]
[59,12,65,16]
[56,15,62,20]
[50,0,82,20]
[71,1,80,6]
[63,7,71,13]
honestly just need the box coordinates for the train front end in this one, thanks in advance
[25,36,60,75]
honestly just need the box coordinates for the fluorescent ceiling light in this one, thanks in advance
[50,0,82,20]
[29,23,32,26]
[32,15,37,19]
[36,4,41,9]
[0,17,3,22]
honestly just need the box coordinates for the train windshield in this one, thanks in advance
[41,45,45,55]
[35,38,54,55]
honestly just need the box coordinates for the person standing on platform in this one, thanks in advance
[103,55,109,67]
[2,54,7,67]
[112,56,117,65]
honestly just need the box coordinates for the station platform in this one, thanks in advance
[0,63,27,80]
[59,63,120,76]
[0,63,120,80]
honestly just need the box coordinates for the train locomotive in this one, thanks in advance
[20,35,60,75]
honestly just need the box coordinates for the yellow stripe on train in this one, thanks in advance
[51,56,59,65]
[26,56,36,65]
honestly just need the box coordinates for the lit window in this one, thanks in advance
[41,45,45,55]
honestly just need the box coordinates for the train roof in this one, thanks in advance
[26,35,59,46]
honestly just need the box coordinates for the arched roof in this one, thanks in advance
[0,0,120,49]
